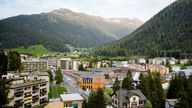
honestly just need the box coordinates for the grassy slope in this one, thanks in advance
[12,44,50,57]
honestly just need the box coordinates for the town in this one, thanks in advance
[1,0,192,108]
[1,49,192,108]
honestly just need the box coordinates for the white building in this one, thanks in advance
[22,59,48,72]
[57,58,79,71]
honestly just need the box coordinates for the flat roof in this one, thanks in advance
[60,93,84,101]
[10,80,47,89]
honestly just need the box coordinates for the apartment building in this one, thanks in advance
[57,58,79,71]
[22,60,48,72]
[47,58,58,68]
[3,72,49,108]
[78,74,105,91]
[9,79,49,108]
[146,64,169,75]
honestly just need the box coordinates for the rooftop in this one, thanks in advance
[60,93,84,101]
[10,79,47,89]
[165,99,179,106]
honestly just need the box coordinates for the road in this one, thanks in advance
[63,74,89,100]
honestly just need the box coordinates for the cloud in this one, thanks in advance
[0,0,176,22]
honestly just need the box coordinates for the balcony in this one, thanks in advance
[33,85,39,91]
[24,93,32,98]
[32,96,39,104]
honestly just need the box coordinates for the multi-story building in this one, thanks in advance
[22,60,48,72]
[57,58,78,71]
[78,74,105,91]
[146,64,169,75]
[3,72,49,108]
[112,89,146,108]
[9,79,49,108]
[47,58,58,68]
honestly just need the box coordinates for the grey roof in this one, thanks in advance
[126,90,146,101]
[115,89,146,102]
[10,80,47,89]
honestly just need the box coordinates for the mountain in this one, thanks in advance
[0,8,142,52]
[96,0,192,58]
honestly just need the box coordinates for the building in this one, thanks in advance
[138,58,146,64]
[3,72,49,108]
[57,58,78,71]
[165,99,178,108]
[47,58,58,68]
[146,64,169,75]
[22,60,48,72]
[112,89,146,108]
[60,93,84,108]
[9,79,49,108]
[78,74,105,91]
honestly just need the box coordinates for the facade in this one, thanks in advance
[3,72,49,108]
[60,93,84,108]
[22,60,48,72]
[165,99,178,108]
[47,58,58,68]
[78,74,105,91]
[57,58,78,71]
[9,79,49,108]
[112,89,146,108]
[146,64,169,74]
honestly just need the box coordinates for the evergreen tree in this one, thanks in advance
[8,51,21,71]
[79,63,85,71]
[138,73,150,99]
[0,53,8,78]
[0,79,12,108]
[144,100,153,108]
[87,92,97,108]
[112,77,120,92]
[95,88,106,108]
[122,71,133,90]
[82,100,88,108]
[55,68,63,84]
[47,70,54,83]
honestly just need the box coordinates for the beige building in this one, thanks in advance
[146,64,169,74]
[9,79,49,108]
[61,93,84,108]
[112,90,146,108]
[3,72,49,108]
[22,60,48,72]
[78,74,105,91]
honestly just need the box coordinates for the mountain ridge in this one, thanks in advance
[0,8,142,51]
[96,0,192,58]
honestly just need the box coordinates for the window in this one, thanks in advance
[139,101,143,105]
[65,102,72,107]
[133,97,136,100]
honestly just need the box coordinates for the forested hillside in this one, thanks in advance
[0,8,142,52]
[96,0,192,58]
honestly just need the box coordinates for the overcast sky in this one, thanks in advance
[0,0,176,22]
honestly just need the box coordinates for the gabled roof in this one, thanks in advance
[114,89,146,102]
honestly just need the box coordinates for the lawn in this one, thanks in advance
[12,44,50,57]
[49,84,67,98]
